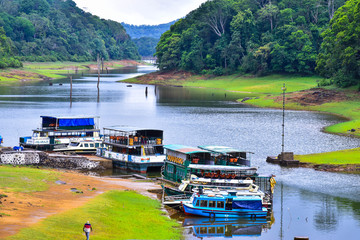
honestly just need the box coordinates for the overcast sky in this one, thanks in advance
[73,0,208,25]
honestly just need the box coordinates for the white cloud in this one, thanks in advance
[73,0,207,25]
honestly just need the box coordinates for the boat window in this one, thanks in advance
[200,200,208,207]
[95,143,99,148]
[217,227,224,234]
[200,227,207,234]
[70,142,79,147]
[90,143,94,147]
[225,198,233,210]
[209,200,216,208]
[195,200,200,207]
[84,143,89,147]
[208,227,216,234]
[216,201,225,209]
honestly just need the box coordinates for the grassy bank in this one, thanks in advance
[7,190,182,240]
[296,148,360,165]
[0,165,59,192]
[0,60,138,84]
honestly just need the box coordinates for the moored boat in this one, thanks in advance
[97,126,166,173]
[19,116,101,151]
[53,139,104,154]
[161,144,275,209]
[0,135,3,145]
[182,191,268,218]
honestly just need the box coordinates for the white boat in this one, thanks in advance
[53,139,104,154]
[97,126,166,173]
[20,116,101,150]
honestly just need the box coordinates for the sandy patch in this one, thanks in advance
[0,170,161,238]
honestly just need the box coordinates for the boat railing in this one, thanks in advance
[164,194,189,202]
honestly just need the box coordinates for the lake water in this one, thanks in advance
[0,65,359,239]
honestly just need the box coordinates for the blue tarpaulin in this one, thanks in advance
[58,118,94,127]
[41,116,95,128]
[232,200,262,210]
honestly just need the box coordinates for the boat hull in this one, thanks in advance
[112,159,163,173]
[182,203,268,218]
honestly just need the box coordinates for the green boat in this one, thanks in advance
[161,145,275,209]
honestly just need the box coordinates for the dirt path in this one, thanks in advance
[0,171,162,239]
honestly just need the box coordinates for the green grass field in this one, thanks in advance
[296,148,360,165]
[0,166,59,193]
[183,74,320,94]
[7,190,182,240]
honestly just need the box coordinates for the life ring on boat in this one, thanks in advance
[209,212,215,219]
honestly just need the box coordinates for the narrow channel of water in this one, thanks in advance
[0,65,359,239]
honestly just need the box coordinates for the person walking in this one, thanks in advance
[83,221,92,240]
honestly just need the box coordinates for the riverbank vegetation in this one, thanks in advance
[0,60,139,84]
[155,0,359,88]
[0,0,140,65]
[296,148,360,165]
[8,190,182,240]
[0,165,58,192]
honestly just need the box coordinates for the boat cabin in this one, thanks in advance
[99,126,166,173]
[102,126,164,156]
[163,145,212,182]
[198,145,253,167]
[19,116,100,150]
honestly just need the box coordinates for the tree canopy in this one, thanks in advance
[316,0,360,87]
[0,0,140,63]
[155,0,346,77]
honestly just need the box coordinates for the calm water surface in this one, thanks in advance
[0,66,359,239]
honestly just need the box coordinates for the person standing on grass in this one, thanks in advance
[83,221,92,240]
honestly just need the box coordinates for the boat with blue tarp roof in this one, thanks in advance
[19,116,101,150]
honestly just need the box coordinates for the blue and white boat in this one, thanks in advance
[182,191,268,218]
[0,135,3,145]
[19,116,101,150]
[98,126,166,173]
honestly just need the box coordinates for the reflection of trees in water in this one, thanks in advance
[334,197,360,223]
[314,196,338,231]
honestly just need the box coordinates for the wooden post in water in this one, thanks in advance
[145,86,148,97]
[97,53,100,102]
[281,83,287,155]
[70,75,72,107]
[101,57,104,72]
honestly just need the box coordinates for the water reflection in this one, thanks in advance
[314,196,338,231]
[183,217,271,238]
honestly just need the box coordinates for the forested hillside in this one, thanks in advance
[0,0,140,63]
[155,0,360,87]
[122,21,175,57]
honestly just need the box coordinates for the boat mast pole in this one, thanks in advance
[281,83,287,154]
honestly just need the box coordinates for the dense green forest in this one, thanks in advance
[0,0,140,65]
[122,21,175,57]
[155,0,359,87]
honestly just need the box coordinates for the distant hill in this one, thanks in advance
[122,21,176,39]
[122,21,176,57]
[0,0,140,62]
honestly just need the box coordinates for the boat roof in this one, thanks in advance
[103,125,163,132]
[40,115,99,119]
[198,145,252,154]
[188,164,257,171]
[164,144,210,154]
